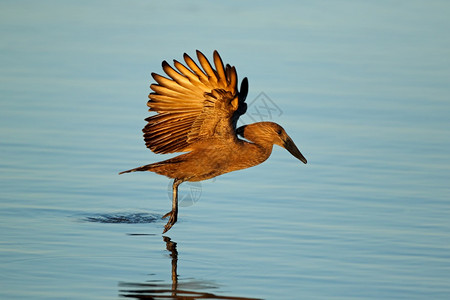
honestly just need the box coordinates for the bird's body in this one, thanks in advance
[120,50,307,233]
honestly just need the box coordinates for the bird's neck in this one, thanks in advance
[223,140,272,172]
[249,141,273,163]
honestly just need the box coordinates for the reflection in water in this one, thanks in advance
[164,236,178,292]
[119,237,261,300]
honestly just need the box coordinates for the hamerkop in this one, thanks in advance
[120,50,307,233]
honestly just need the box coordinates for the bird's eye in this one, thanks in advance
[276,129,282,135]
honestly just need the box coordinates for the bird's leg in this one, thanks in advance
[162,178,183,233]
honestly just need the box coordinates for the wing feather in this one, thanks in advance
[196,50,218,84]
[183,53,209,84]
[161,61,193,88]
[213,50,227,88]
[150,84,190,98]
[228,65,237,90]
[143,50,248,154]
[151,73,197,95]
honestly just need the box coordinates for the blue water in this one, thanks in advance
[1,1,450,299]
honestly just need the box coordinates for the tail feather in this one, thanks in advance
[119,164,154,175]
[119,155,187,177]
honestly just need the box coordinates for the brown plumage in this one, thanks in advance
[120,50,307,233]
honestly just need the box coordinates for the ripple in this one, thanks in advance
[82,212,161,224]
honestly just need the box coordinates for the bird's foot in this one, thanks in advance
[162,209,177,233]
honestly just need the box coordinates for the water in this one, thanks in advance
[1,1,450,299]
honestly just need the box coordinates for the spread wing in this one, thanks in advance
[143,50,248,154]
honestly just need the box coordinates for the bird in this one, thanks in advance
[120,50,307,233]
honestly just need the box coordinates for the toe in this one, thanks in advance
[162,211,171,219]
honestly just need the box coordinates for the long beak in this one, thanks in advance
[283,136,307,164]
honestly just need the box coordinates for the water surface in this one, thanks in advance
[1,1,450,299]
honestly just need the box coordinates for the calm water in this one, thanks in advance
[1,1,450,299]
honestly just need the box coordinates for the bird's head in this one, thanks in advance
[237,122,307,164]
